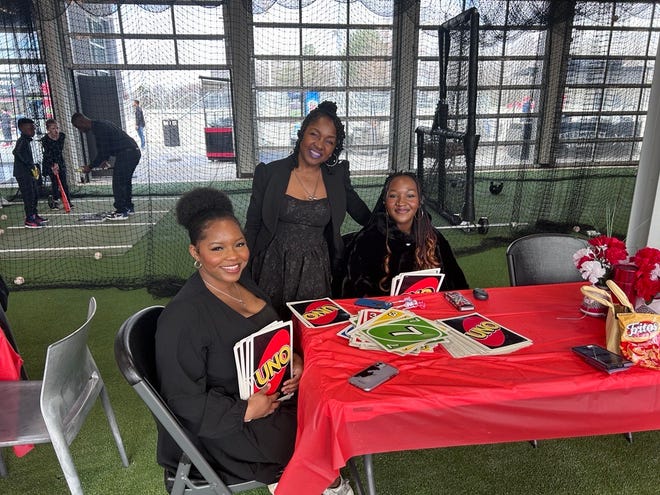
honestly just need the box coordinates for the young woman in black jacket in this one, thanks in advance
[342,172,468,297]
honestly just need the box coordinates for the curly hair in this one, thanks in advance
[176,187,239,244]
[377,172,440,292]
[293,100,346,163]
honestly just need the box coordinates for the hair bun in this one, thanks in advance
[176,187,234,229]
[318,100,337,115]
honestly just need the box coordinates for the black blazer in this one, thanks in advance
[245,155,371,273]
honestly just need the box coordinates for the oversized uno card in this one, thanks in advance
[357,309,384,326]
[251,322,293,396]
[233,320,294,400]
[390,268,445,296]
[439,313,532,354]
[287,298,352,328]
[394,274,445,296]
[362,315,447,352]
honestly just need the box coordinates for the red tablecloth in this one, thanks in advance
[275,283,660,494]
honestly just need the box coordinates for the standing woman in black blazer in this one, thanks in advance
[246,101,370,317]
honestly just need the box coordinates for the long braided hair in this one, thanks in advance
[377,172,440,292]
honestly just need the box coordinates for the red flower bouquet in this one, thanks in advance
[573,235,629,285]
[631,247,660,303]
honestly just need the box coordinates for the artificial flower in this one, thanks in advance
[574,235,629,286]
[631,247,660,303]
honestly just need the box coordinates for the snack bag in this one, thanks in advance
[618,312,660,369]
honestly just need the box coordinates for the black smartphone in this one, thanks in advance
[572,344,634,373]
[355,298,393,310]
[348,362,399,391]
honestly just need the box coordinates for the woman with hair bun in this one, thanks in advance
[342,172,468,297]
[246,101,371,317]
[155,187,302,486]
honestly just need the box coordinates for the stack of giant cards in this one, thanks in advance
[342,308,449,356]
[390,268,445,296]
[233,320,293,400]
[437,313,533,357]
[286,297,352,329]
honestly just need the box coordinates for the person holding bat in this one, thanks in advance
[341,171,468,297]
[41,118,72,211]
[71,112,141,220]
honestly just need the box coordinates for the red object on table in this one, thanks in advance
[0,325,34,457]
[275,283,660,494]
[612,263,637,305]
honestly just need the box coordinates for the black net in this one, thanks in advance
[416,7,479,225]
[0,0,657,294]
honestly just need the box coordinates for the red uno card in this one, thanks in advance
[287,298,352,328]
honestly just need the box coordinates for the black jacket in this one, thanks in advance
[12,134,36,179]
[342,213,468,297]
[245,155,371,274]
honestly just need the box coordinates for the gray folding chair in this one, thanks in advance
[115,305,264,495]
[0,297,129,493]
[506,233,633,444]
[506,233,588,286]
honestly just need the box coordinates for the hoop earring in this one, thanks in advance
[194,259,202,269]
[325,153,339,167]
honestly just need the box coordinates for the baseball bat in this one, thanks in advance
[54,170,71,213]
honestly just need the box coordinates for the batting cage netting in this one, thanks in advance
[0,0,657,293]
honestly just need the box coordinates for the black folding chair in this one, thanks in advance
[114,306,265,494]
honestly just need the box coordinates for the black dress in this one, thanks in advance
[155,271,297,484]
[253,195,332,317]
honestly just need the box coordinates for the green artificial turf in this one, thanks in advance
[1,249,659,495]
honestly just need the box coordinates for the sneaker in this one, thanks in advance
[35,214,48,223]
[322,477,354,495]
[25,217,45,229]
[127,207,135,215]
[50,201,60,210]
[106,211,129,221]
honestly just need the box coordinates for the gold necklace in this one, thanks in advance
[293,168,321,201]
[203,279,246,306]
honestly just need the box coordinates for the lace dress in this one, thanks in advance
[255,195,332,317]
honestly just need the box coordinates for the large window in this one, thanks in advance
[252,0,394,169]
[417,0,659,169]
[0,7,49,146]
[558,1,657,164]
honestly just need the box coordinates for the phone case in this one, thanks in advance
[444,291,475,311]
[355,298,393,309]
[572,344,634,373]
[348,362,399,391]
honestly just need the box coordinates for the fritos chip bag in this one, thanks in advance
[618,312,660,370]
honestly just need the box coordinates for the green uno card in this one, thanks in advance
[364,316,446,351]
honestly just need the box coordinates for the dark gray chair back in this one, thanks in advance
[115,306,263,495]
[506,233,588,286]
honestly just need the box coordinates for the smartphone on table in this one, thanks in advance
[348,362,399,391]
[571,344,634,374]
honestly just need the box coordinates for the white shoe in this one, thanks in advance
[322,477,354,495]
[268,482,278,494]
